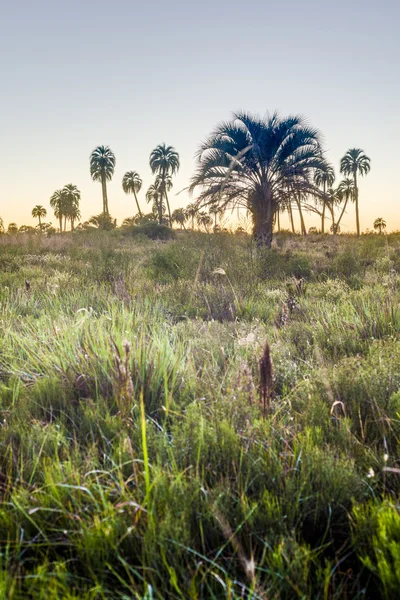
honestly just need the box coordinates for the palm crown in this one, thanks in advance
[190,111,324,247]
[32,205,47,228]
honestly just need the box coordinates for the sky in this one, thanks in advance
[0,0,399,232]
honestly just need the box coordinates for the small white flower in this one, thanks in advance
[384,454,389,463]
[367,468,375,478]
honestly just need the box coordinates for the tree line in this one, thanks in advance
[1,111,378,245]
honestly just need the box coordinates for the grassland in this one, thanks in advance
[0,229,400,599]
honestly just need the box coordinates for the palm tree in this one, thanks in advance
[340,148,371,236]
[172,208,187,230]
[190,111,324,248]
[314,163,335,233]
[0,216,4,234]
[122,171,143,217]
[373,217,386,234]
[209,205,223,229]
[185,203,198,230]
[196,211,212,232]
[7,223,18,235]
[32,205,47,230]
[146,183,165,224]
[62,184,80,231]
[335,178,355,232]
[50,189,66,232]
[90,146,116,215]
[149,144,180,227]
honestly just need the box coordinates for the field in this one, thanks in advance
[0,229,400,599]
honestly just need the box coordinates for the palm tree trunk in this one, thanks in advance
[335,199,348,232]
[64,215,67,232]
[321,182,326,233]
[277,208,280,232]
[288,202,295,233]
[101,175,108,215]
[253,192,274,248]
[133,191,142,217]
[38,215,41,230]
[294,195,307,235]
[354,170,360,236]
[59,215,62,233]
[329,202,335,233]
[164,189,172,228]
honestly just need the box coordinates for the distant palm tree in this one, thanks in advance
[62,184,80,231]
[314,163,335,233]
[7,223,18,235]
[32,205,47,230]
[90,145,116,215]
[0,216,5,234]
[185,203,198,229]
[335,179,355,232]
[50,189,66,232]
[373,217,386,234]
[196,211,212,232]
[190,112,324,248]
[209,205,223,229]
[122,171,143,217]
[150,144,180,227]
[340,148,371,236]
[146,183,165,224]
[172,208,187,230]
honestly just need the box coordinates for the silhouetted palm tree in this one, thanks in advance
[314,163,335,233]
[335,179,355,232]
[50,189,66,232]
[62,184,81,231]
[185,203,198,229]
[90,146,116,215]
[146,183,165,224]
[172,208,187,230]
[340,148,371,236]
[0,216,4,234]
[32,205,47,230]
[373,217,386,234]
[150,144,180,227]
[196,211,212,232]
[122,171,143,217]
[190,112,324,247]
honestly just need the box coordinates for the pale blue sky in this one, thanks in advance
[1,0,399,231]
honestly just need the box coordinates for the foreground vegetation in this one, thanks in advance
[0,229,400,598]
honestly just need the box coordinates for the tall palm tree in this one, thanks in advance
[90,145,116,215]
[149,144,180,227]
[185,203,198,230]
[189,111,324,248]
[373,217,386,234]
[122,171,143,217]
[62,184,80,231]
[146,183,165,224]
[50,189,66,232]
[314,163,335,233]
[196,211,212,232]
[32,205,47,230]
[340,148,371,236]
[172,208,187,230]
[335,178,355,232]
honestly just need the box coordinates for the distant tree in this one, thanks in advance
[196,211,212,232]
[122,171,143,217]
[150,144,180,227]
[146,183,166,224]
[7,223,18,235]
[90,145,116,215]
[122,216,136,227]
[373,217,386,234]
[185,203,198,229]
[31,205,47,230]
[172,208,187,230]
[19,225,36,234]
[0,216,4,234]
[335,179,355,232]
[340,148,371,236]
[314,163,335,233]
[190,112,324,248]
[62,184,80,231]
[50,189,66,232]
[209,205,223,229]
[88,213,116,230]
